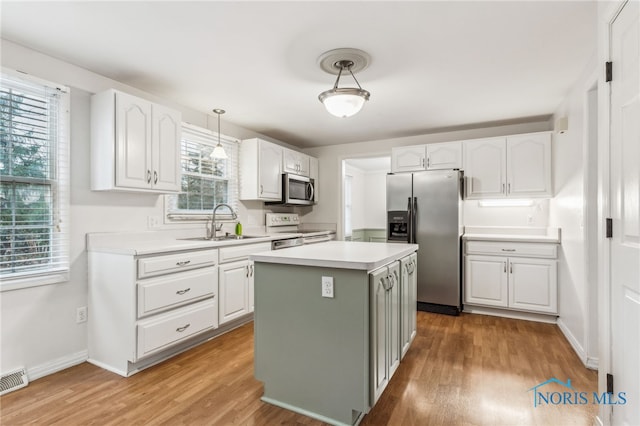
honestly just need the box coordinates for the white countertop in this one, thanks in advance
[86,231,300,256]
[250,241,419,271]
[462,226,561,243]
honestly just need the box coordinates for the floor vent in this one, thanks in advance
[1,368,29,396]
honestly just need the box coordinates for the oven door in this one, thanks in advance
[284,174,315,206]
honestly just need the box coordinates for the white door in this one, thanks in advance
[506,133,552,198]
[218,261,249,324]
[464,255,508,308]
[464,138,506,199]
[258,141,282,200]
[610,2,640,424]
[151,104,181,192]
[115,92,152,189]
[426,142,462,170]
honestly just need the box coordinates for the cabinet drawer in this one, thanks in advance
[137,267,217,318]
[136,299,217,359]
[219,242,271,263]
[137,249,218,278]
[465,241,557,258]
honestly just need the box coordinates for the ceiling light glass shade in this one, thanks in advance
[319,88,370,118]
[211,143,228,159]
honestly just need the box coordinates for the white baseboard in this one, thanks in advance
[27,350,88,381]
[463,305,558,323]
[556,318,599,370]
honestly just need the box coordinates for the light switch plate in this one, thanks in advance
[322,276,334,298]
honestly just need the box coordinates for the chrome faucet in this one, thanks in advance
[208,203,237,239]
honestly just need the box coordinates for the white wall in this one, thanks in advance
[463,200,550,227]
[344,164,366,230]
[0,40,294,379]
[549,52,599,369]
[362,170,388,229]
[303,121,552,240]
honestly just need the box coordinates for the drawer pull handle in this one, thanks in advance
[176,324,191,333]
[176,288,191,295]
[501,249,516,252]
[176,260,191,266]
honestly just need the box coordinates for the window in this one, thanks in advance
[166,123,238,220]
[0,70,70,288]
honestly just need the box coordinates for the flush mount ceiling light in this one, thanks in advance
[317,48,371,118]
[210,108,227,159]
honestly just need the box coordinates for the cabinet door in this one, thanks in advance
[218,261,250,324]
[506,133,552,198]
[464,138,506,199]
[426,142,462,170]
[309,157,319,203]
[391,145,426,172]
[464,255,508,307]
[388,262,401,377]
[508,258,557,314]
[283,149,310,176]
[115,92,152,189]
[370,266,389,403]
[258,141,283,200]
[151,104,181,192]
[400,254,417,358]
[248,261,255,313]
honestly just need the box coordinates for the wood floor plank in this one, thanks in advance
[0,312,597,425]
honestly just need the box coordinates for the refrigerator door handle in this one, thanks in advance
[407,197,412,244]
[412,197,418,244]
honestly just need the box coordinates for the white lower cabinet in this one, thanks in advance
[218,260,251,324]
[370,261,401,404]
[218,242,270,325]
[464,241,558,315]
[88,248,219,376]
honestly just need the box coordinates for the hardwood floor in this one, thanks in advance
[0,312,597,425]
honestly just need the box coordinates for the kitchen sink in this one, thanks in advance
[178,235,260,242]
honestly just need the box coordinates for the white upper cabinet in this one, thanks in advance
[426,141,462,170]
[391,141,462,172]
[239,138,283,201]
[464,137,507,198]
[464,132,551,199]
[283,148,310,176]
[506,133,552,198]
[91,89,181,193]
[391,145,426,172]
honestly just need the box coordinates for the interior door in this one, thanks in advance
[610,1,640,424]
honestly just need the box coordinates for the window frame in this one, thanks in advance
[0,68,70,291]
[165,123,239,223]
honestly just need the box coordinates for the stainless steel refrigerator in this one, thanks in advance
[386,169,463,315]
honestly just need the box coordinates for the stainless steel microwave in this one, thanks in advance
[282,173,315,206]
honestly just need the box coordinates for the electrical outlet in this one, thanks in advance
[322,276,334,298]
[76,306,87,324]
[147,216,160,229]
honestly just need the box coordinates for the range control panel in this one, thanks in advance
[265,213,300,227]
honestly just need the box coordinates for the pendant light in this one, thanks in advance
[210,108,228,159]
[318,48,371,118]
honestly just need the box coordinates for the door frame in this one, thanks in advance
[596,1,628,425]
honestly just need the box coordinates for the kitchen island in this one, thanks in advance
[251,241,418,426]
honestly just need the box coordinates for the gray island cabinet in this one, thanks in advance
[251,241,418,426]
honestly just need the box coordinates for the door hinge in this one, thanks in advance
[606,218,613,238]
[606,62,613,82]
[607,373,614,394]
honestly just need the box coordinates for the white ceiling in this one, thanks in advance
[0,1,597,149]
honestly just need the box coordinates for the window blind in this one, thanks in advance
[0,70,70,282]
[166,123,239,221]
